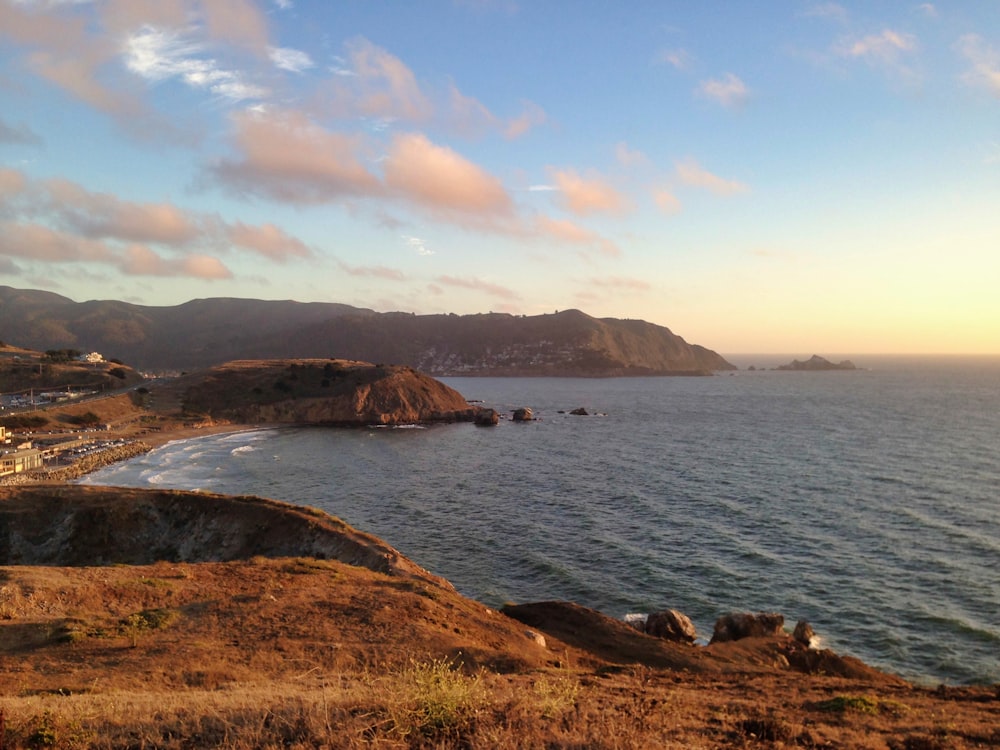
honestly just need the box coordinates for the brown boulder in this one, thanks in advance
[474,408,500,426]
[710,612,785,644]
[512,407,534,422]
[645,609,697,644]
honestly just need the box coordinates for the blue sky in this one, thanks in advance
[1,0,998,354]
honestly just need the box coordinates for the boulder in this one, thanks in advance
[474,408,500,426]
[512,407,534,422]
[569,407,589,416]
[709,612,785,644]
[793,620,816,648]
[645,609,697,644]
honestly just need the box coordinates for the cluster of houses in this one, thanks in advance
[0,425,44,477]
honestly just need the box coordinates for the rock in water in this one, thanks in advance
[512,407,534,422]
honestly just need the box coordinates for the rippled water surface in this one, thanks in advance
[83,356,1000,684]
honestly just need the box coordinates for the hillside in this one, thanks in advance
[0,286,734,375]
[0,485,996,749]
[0,343,144,394]
[179,359,477,425]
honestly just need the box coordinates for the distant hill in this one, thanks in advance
[776,355,857,371]
[0,286,735,375]
[0,343,144,394]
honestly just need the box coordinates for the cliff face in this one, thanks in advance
[180,359,476,426]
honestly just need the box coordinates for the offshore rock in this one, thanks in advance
[710,612,785,644]
[569,407,589,416]
[512,407,534,422]
[474,408,500,426]
[645,609,698,644]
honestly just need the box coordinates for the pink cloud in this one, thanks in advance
[227,222,312,262]
[211,109,380,203]
[44,179,201,244]
[327,38,433,122]
[120,244,232,278]
[675,158,749,196]
[0,222,113,263]
[653,188,682,214]
[957,35,1000,98]
[435,274,518,299]
[550,169,630,216]
[504,101,548,139]
[615,142,649,169]
[338,261,406,280]
[536,216,622,257]
[383,132,514,219]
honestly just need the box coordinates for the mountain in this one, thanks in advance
[0,286,735,374]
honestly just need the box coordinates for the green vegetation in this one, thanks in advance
[42,349,81,363]
[1,414,48,429]
[814,694,881,714]
[65,411,101,427]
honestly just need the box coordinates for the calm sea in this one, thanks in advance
[82,355,1000,685]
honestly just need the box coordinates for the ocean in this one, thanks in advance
[81,355,1000,685]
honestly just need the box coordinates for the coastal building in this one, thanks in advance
[0,446,44,476]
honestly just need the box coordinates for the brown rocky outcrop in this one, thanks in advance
[710,612,785,643]
[645,609,698,644]
[512,407,534,422]
[180,359,476,426]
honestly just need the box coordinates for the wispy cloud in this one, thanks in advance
[956,34,1000,98]
[268,46,314,73]
[834,28,919,85]
[125,25,268,102]
[653,188,682,214]
[0,118,42,146]
[916,3,937,19]
[338,261,406,280]
[675,158,748,195]
[615,142,648,169]
[801,3,849,23]
[698,73,749,109]
[435,274,518,299]
[403,235,434,256]
[655,48,692,70]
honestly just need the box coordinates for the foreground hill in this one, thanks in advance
[1,485,996,749]
[0,286,734,374]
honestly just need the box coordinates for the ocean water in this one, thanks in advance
[82,356,1000,685]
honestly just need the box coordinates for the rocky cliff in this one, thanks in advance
[179,359,477,426]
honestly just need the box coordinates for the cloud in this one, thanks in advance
[434,274,518,300]
[43,178,201,244]
[835,29,919,84]
[956,35,1000,98]
[549,168,630,216]
[124,25,268,102]
[653,188,682,214]
[535,216,621,257]
[383,132,514,220]
[615,142,648,169]
[698,73,749,109]
[503,101,547,139]
[801,3,849,23]
[331,37,433,121]
[226,221,312,262]
[654,48,692,69]
[269,46,314,73]
[120,244,232,278]
[917,3,937,18]
[210,108,380,203]
[403,235,434,256]
[337,261,406,280]
[0,118,42,146]
[675,159,748,196]
[0,168,313,276]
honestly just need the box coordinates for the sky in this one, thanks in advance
[1,1,998,355]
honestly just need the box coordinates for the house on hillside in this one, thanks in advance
[77,352,105,363]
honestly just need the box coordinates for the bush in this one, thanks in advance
[67,412,102,427]
[108,367,127,379]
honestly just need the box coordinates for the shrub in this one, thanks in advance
[108,367,127,379]
[374,657,487,742]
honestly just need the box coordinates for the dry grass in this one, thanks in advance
[1,555,997,749]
